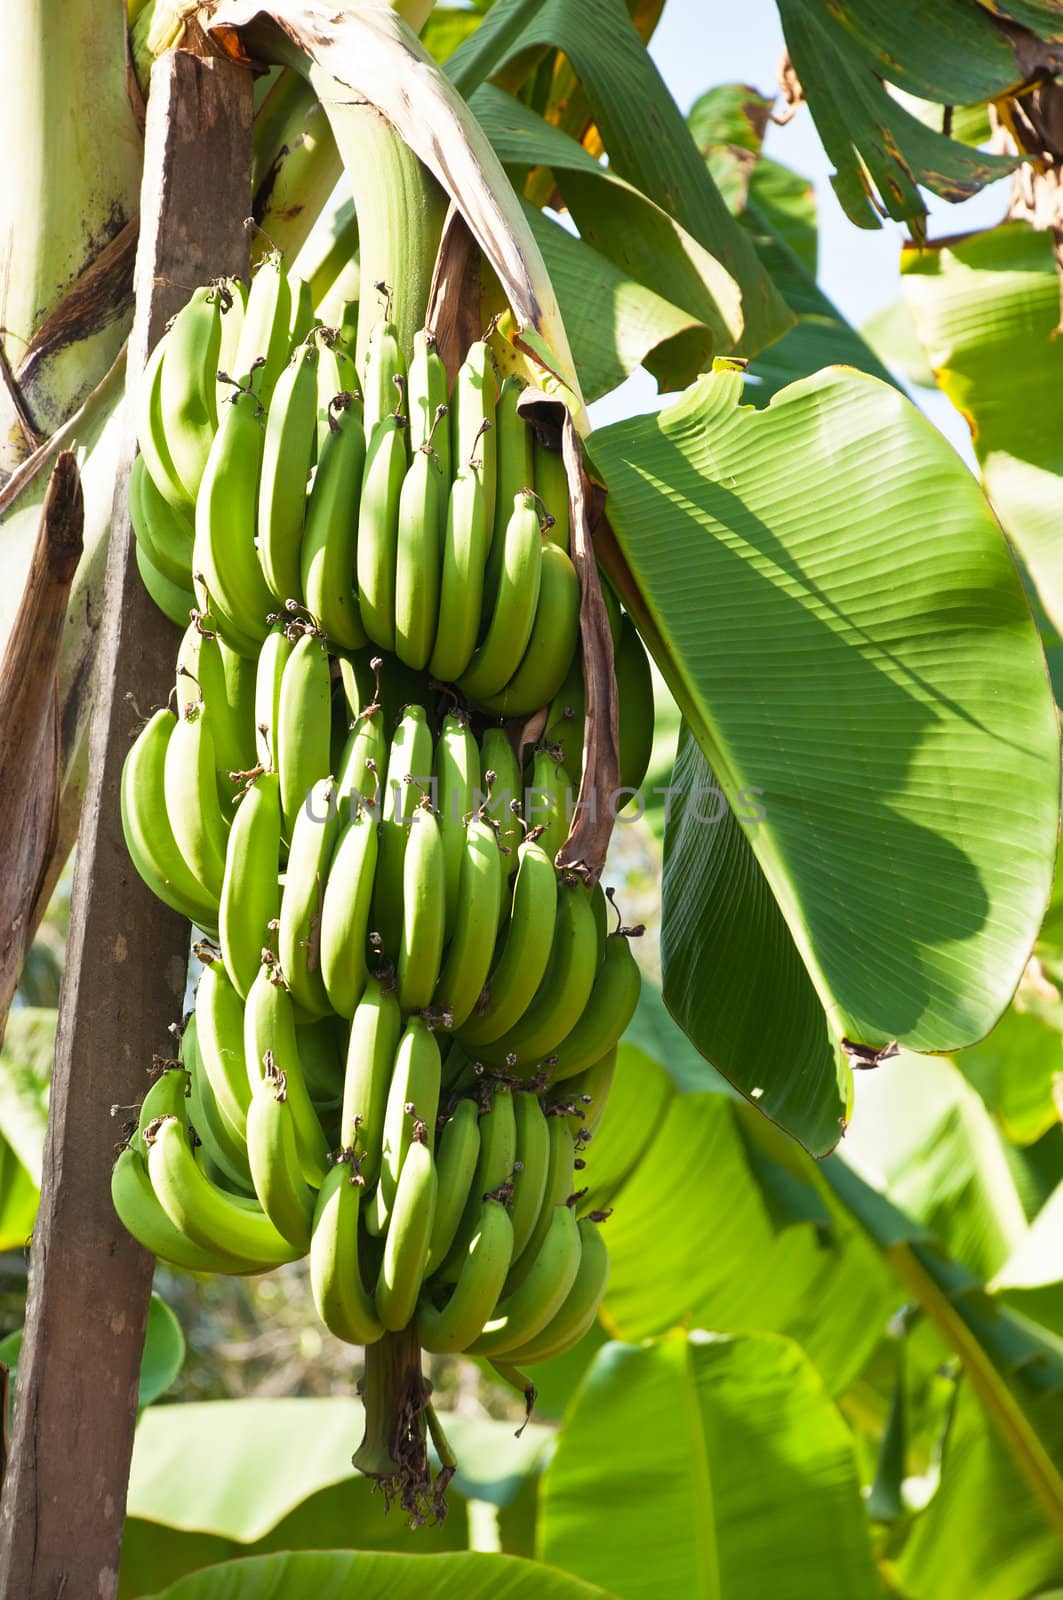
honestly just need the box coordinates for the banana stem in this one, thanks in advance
[318,94,447,370]
[354,1328,445,1522]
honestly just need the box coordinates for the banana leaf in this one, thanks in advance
[140,1551,615,1600]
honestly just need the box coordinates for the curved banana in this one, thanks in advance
[509,1091,550,1261]
[469,1200,581,1357]
[277,774,340,1017]
[524,747,573,867]
[246,1072,317,1250]
[425,1097,480,1271]
[315,332,360,453]
[340,974,401,1192]
[310,1158,384,1344]
[451,339,497,537]
[319,803,378,1017]
[230,251,293,401]
[376,1016,441,1228]
[111,1145,263,1275]
[195,961,253,1144]
[480,878,600,1073]
[501,1217,608,1365]
[193,386,274,652]
[418,1196,513,1354]
[484,375,532,606]
[218,772,282,999]
[557,1046,618,1150]
[137,333,193,513]
[134,542,196,630]
[335,706,386,824]
[436,1086,516,1282]
[457,839,557,1048]
[130,453,194,590]
[130,1063,190,1156]
[372,703,433,961]
[394,439,447,671]
[434,714,480,932]
[479,728,523,870]
[258,337,320,606]
[532,434,570,552]
[277,630,333,838]
[362,318,406,440]
[550,936,641,1083]
[244,961,331,1183]
[479,542,580,718]
[163,705,230,900]
[184,1014,255,1194]
[254,623,294,772]
[289,275,314,346]
[175,622,257,804]
[357,412,407,652]
[459,493,543,704]
[508,1110,576,1281]
[426,467,488,682]
[160,284,223,502]
[407,328,450,474]
[432,817,503,1031]
[120,709,220,932]
[375,1136,437,1332]
[301,391,367,649]
[396,802,446,1013]
[146,1114,302,1266]
[216,276,248,408]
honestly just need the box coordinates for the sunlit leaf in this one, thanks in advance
[142,1551,616,1600]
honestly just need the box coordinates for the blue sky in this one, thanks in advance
[588,0,1008,461]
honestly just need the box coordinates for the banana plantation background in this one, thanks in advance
[3,0,1063,1596]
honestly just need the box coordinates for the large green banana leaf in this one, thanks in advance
[538,1333,880,1600]
[446,0,792,357]
[955,966,1063,1147]
[901,220,1063,638]
[771,0,1019,234]
[142,1551,614,1600]
[588,364,1059,1152]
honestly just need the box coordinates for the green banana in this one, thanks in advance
[130,1062,190,1156]
[558,1046,618,1150]
[394,437,447,671]
[301,391,368,649]
[418,1196,513,1354]
[258,336,320,606]
[246,1072,317,1250]
[310,1158,384,1344]
[426,467,488,682]
[184,1013,255,1194]
[396,802,446,1013]
[146,1114,302,1266]
[376,1016,441,1227]
[484,375,532,606]
[195,961,253,1144]
[134,541,196,630]
[230,251,292,401]
[459,492,543,703]
[479,542,580,718]
[218,771,282,999]
[509,1091,550,1261]
[480,878,600,1073]
[434,714,480,932]
[479,729,523,870]
[375,1135,437,1332]
[469,1200,581,1356]
[289,274,314,345]
[319,803,378,1017]
[457,839,557,1048]
[129,453,194,589]
[432,817,503,1030]
[193,386,274,652]
[160,283,223,502]
[277,774,340,1017]
[315,332,360,454]
[216,276,248,408]
[357,412,408,652]
[436,1086,516,1282]
[111,1145,263,1275]
[175,622,257,803]
[425,1097,480,1271]
[508,1110,576,1281]
[120,709,220,932]
[335,706,386,824]
[277,630,333,837]
[501,1217,609,1365]
[362,318,406,440]
[163,705,230,899]
[137,333,193,513]
[244,961,331,1183]
[254,623,294,772]
[524,747,573,867]
[451,339,497,537]
[532,433,570,552]
[407,329,450,474]
[372,704,433,961]
[340,974,402,1191]
[550,935,641,1083]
